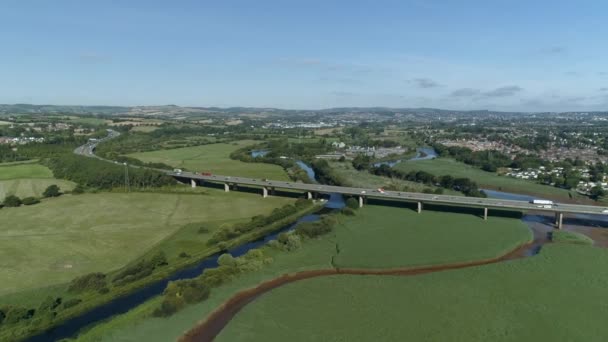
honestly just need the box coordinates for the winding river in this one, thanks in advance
[28,147,607,341]
[26,160,339,342]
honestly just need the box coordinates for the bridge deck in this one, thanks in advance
[171,172,608,216]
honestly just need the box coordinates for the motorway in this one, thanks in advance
[171,171,608,216]
[73,130,608,219]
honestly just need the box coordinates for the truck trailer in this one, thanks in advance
[530,199,553,205]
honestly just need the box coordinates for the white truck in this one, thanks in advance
[530,199,553,208]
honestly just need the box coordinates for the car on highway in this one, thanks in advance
[361,190,366,194]
[603,209,608,214]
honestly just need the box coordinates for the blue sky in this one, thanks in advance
[2,0,608,111]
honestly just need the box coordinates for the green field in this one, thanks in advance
[0,163,75,199]
[73,206,532,342]
[329,161,460,194]
[218,243,608,342]
[333,206,531,268]
[0,163,54,180]
[0,191,292,296]
[127,141,290,180]
[395,157,579,200]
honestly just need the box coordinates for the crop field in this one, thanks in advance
[127,140,290,180]
[0,163,75,199]
[217,243,608,342]
[0,190,292,296]
[73,205,532,342]
[395,157,578,200]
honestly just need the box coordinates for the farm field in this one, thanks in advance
[395,157,579,200]
[329,161,461,195]
[0,163,75,199]
[127,140,290,180]
[0,163,54,180]
[217,243,608,342]
[73,205,532,342]
[0,190,292,296]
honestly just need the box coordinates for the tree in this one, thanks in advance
[43,184,61,198]
[590,185,605,200]
[218,253,237,267]
[3,195,22,207]
[345,197,360,210]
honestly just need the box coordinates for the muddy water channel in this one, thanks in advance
[181,188,608,342]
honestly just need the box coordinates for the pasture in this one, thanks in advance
[0,190,292,296]
[217,243,608,342]
[0,163,75,199]
[395,157,578,200]
[127,141,290,180]
[73,205,532,342]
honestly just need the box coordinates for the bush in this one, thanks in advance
[72,184,85,194]
[268,239,285,251]
[285,234,302,251]
[197,225,210,234]
[179,251,191,258]
[21,197,40,205]
[68,272,107,293]
[43,184,61,198]
[98,287,110,294]
[38,296,62,314]
[218,253,237,267]
[3,195,21,207]
[62,298,82,309]
[345,197,359,210]
[4,307,34,324]
[277,232,290,244]
[341,207,356,216]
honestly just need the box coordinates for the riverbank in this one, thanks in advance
[181,239,532,342]
[210,242,608,342]
[71,205,532,342]
[0,194,317,342]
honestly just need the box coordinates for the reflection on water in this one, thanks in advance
[373,147,438,167]
[251,150,269,158]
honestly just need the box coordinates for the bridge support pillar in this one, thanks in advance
[556,212,563,229]
[262,187,268,198]
[417,201,422,213]
[359,196,364,208]
[233,183,238,191]
[307,192,313,200]
[484,207,488,221]
[224,183,230,192]
[190,179,197,188]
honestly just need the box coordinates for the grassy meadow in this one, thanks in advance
[72,205,532,342]
[395,157,579,200]
[0,190,292,296]
[217,243,608,342]
[329,160,462,195]
[0,163,75,199]
[127,140,290,180]
[332,206,531,268]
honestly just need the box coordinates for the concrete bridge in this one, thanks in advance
[171,171,608,229]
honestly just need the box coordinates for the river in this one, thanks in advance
[26,161,340,342]
[373,147,438,167]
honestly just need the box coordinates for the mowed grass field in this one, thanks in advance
[0,163,75,199]
[0,190,292,296]
[395,157,578,200]
[127,140,290,180]
[74,205,532,342]
[218,243,608,342]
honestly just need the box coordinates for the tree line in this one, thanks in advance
[45,154,175,190]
